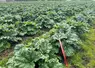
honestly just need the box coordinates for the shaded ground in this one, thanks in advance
[0,46,14,61]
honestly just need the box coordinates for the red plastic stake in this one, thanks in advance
[59,40,68,67]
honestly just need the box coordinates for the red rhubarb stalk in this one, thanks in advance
[59,40,68,67]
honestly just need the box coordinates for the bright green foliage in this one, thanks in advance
[0,57,9,67]
[17,21,39,36]
[39,58,65,68]
[7,38,59,68]
[69,28,95,68]
[7,20,89,68]
[0,1,95,68]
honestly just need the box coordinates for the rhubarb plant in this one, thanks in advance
[7,21,88,68]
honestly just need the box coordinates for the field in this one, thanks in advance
[0,1,95,68]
